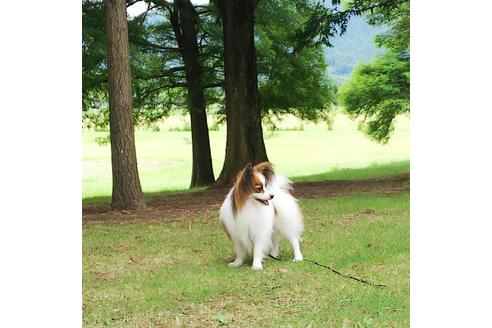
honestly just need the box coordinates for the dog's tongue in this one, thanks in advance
[256,198,269,206]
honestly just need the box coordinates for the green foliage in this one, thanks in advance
[168,122,191,132]
[95,134,111,146]
[82,106,109,130]
[82,1,186,127]
[322,111,337,130]
[83,0,338,128]
[82,0,107,111]
[208,121,220,131]
[339,52,409,143]
[255,0,338,122]
[363,1,409,57]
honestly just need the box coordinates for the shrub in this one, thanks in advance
[169,122,191,132]
[95,134,110,146]
[209,121,220,131]
[83,107,109,130]
[323,113,336,131]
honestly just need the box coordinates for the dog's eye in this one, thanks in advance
[255,187,263,193]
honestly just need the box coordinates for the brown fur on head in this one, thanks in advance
[231,162,275,215]
[254,161,275,186]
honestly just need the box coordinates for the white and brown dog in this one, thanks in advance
[219,162,303,270]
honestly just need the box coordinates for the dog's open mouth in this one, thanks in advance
[255,198,269,206]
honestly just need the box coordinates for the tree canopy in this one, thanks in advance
[82,0,337,129]
[338,0,409,142]
[255,0,337,123]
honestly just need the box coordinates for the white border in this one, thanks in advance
[0,1,81,327]
[411,0,492,326]
[1,0,492,326]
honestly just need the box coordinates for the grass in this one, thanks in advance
[83,192,409,327]
[292,160,409,183]
[83,114,409,200]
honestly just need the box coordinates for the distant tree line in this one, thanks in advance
[83,0,409,210]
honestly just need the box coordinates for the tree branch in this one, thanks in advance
[204,82,224,89]
[126,0,141,8]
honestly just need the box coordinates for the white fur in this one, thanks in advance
[219,175,304,270]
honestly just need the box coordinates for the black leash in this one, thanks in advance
[268,255,386,289]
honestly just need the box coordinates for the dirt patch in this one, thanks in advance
[343,208,384,221]
[83,173,409,224]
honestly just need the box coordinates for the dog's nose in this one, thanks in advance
[269,194,274,199]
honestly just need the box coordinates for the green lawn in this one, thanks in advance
[83,191,409,327]
[83,114,409,199]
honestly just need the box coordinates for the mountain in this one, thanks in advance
[324,15,385,84]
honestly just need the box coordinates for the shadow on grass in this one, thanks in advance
[82,186,208,207]
[82,160,409,207]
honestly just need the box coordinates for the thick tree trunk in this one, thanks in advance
[215,0,268,186]
[106,0,145,209]
[172,0,215,187]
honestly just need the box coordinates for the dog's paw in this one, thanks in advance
[252,262,263,270]
[228,260,243,268]
[293,255,303,262]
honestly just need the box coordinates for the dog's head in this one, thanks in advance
[232,162,275,215]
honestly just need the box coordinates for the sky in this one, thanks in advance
[127,0,210,18]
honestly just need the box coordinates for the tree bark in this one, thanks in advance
[106,0,145,209]
[214,0,268,186]
[171,0,215,187]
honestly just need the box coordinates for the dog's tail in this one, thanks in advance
[270,175,304,240]
[272,175,294,194]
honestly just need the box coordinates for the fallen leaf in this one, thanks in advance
[216,313,227,325]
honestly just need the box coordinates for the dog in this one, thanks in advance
[219,162,303,270]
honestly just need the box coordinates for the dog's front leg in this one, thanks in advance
[229,240,246,267]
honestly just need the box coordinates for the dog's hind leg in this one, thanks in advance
[270,230,280,258]
[289,236,303,262]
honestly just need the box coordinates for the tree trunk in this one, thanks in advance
[171,0,215,187]
[215,0,268,186]
[106,0,145,209]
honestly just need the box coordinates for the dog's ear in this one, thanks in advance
[239,163,253,191]
[232,163,253,216]
[254,161,275,185]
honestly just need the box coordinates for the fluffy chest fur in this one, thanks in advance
[220,191,275,252]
